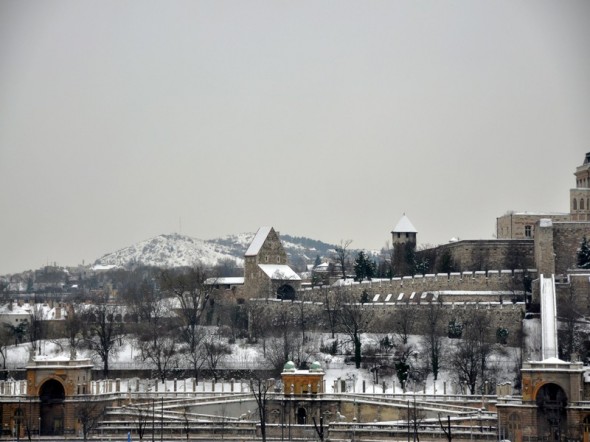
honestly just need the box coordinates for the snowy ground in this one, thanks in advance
[4,328,520,397]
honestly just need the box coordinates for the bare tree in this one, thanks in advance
[27,301,46,355]
[247,302,272,354]
[135,294,180,383]
[249,374,273,442]
[83,294,123,377]
[203,333,231,382]
[336,289,373,368]
[322,288,342,339]
[132,403,150,440]
[421,301,444,381]
[63,304,85,359]
[558,283,584,361]
[75,400,105,442]
[160,267,214,380]
[333,240,353,279]
[0,325,10,371]
[449,311,497,394]
[393,304,416,345]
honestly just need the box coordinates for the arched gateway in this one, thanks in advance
[39,379,65,435]
[18,357,94,438]
[535,383,568,441]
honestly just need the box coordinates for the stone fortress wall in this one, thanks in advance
[248,296,524,347]
[309,268,536,295]
[234,268,535,301]
[422,239,534,274]
[240,268,532,348]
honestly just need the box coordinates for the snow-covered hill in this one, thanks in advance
[93,232,337,270]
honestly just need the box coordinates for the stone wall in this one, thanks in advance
[300,269,536,299]
[425,240,534,273]
[247,297,524,347]
[533,219,555,277]
[552,222,590,275]
[496,213,570,240]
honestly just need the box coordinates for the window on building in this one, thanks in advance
[582,198,586,210]
[525,225,532,238]
[574,199,578,210]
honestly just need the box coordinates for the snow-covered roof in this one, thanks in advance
[205,277,244,285]
[539,218,553,228]
[245,226,273,257]
[541,357,567,364]
[258,264,301,281]
[392,215,417,233]
[92,264,119,271]
[511,211,569,216]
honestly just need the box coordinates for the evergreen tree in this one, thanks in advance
[313,254,322,268]
[354,251,376,282]
[578,236,590,269]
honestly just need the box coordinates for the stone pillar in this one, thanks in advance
[534,219,555,280]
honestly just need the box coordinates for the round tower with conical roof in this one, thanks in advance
[391,214,418,276]
[391,213,417,246]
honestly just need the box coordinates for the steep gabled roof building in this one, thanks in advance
[243,226,300,299]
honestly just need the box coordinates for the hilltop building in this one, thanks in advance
[205,226,301,299]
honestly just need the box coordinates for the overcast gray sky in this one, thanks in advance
[1,1,589,274]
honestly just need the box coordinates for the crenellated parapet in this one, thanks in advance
[301,268,536,299]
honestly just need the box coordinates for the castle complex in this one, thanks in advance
[4,153,590,441]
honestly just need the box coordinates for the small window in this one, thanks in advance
[397,233,401,238]
[406,233,409,238]
[574,199,578,210]
[582,199,586,210]
[277,256,281,263]
[525,225,532,238]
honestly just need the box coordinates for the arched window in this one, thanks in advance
[508,413,521,430]
[574,199,578,210]
[581,199,585,210]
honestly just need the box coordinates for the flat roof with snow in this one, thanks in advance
[258,264,301,280]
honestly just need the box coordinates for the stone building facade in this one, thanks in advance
[242,226,301,300]
[496,360,590,441]
[496,212,570,240]
[1,358,95,437]
[571,152,590,221]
